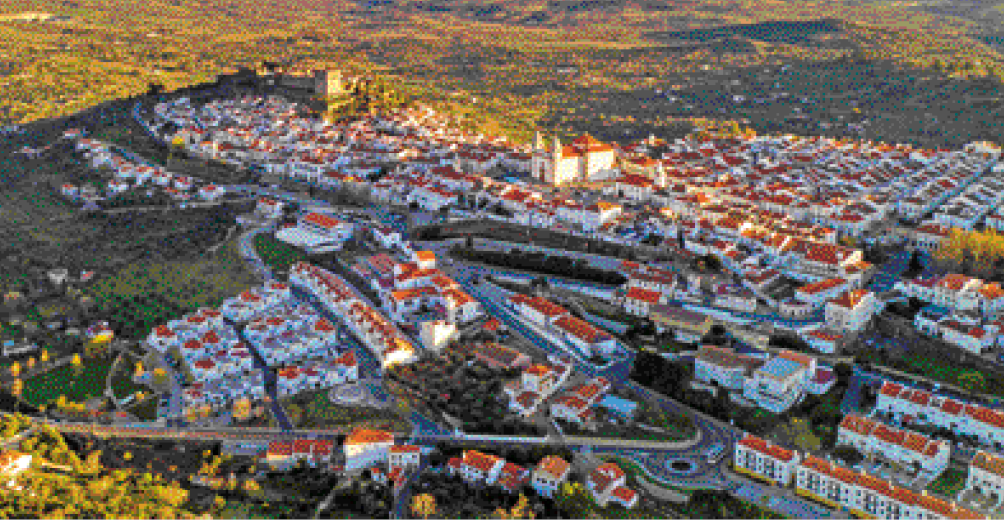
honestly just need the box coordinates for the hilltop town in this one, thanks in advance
[3,66,1004,520]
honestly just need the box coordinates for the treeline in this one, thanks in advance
[933,227,1004,281]
[450,246,627,285]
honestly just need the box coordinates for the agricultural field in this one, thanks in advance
[21,356,114,407]
[85,234,260,340]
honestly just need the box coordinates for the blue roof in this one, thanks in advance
[757,357,803,380]
[598,395,638,417]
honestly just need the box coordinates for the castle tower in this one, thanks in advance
[315,69,344,97]
[550,136,562,184]
[656,161,667,188]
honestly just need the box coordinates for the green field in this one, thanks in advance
[293,389,410,430]
[253,233,307,273]
[22,357,114,407]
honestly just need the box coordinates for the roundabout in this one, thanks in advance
[666,458,698,475]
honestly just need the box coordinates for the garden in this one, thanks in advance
[926,466,968,499]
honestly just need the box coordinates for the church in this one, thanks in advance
[531,132,618,185]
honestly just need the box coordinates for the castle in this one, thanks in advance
[267,66,359,97]
[530,132,618,185]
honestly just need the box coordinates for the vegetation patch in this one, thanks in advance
[926,466,968,498]
[22,356,114,407]
[253,232,308,273]
[109,353,151,402]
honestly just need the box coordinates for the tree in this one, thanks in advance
[40,349,49,364]
[26,357,35,371]
[233,397,252,422]
[10,379,23,398]
[71,354,82,375]
[152,368,168,386]
[9,362,20,378]
[959,371,987,394]
[907,250,923,276]
[134,361,145,379]
[411,493,437,520]
[832,444,864,466]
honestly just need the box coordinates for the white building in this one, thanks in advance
[837,414,950,477]
[388,445,421,471]
[276,212,355,253]
[795,455,985,520]
[344,428,395,471]
[734,434,800,486]
[967,451,1004,503]
[532,456,571,499]
[825,289,879,333]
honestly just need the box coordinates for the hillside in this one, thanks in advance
[1,0,1003,146]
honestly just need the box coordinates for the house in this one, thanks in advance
[875,380,1004,448]
[742,350,816,414]
[372,227,402,249]
[837,415,950,477]
[825,289,878,333]
[344,428,395,471]
[734,434,800,486]
[795,278,849,309]
[586,462,638,509]
[266,441,295,468]
[802,329,844,354]
[276,212,355,253]
[597,395,639,424]
[388,445,421,470]
[553,314,618,358]
[199,184,225,201]
[497,462,531,494]
[510,295,569,327]
[447,450,506,485]
[966,451,1004,502]
[472,343,531,369]
[621,287,665,317]
[795,455,986,520]
[694,345,765,391]
[713,284,758,313]
[650,305,714,343]
[532,456,571,498]
[255,198,284,219]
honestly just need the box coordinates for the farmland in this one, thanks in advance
[21,356,114,407]
[84,233,260,340]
